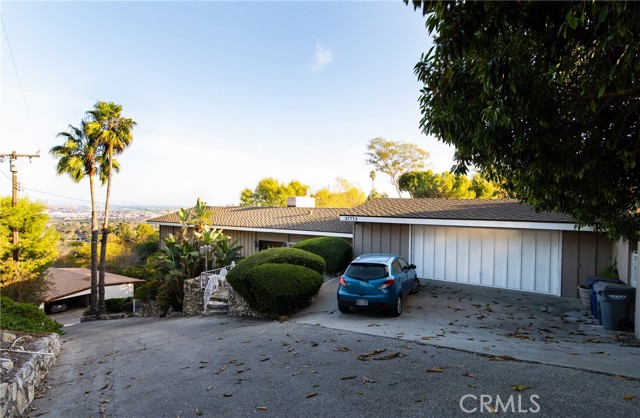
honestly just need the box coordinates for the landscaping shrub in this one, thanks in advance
[104,297,133,313]
[0,296,63,334]
[245,263,323,316]
[227,247,325,301]
[293,237,353,276]
[156,279,182,315]
[134,280,161,301]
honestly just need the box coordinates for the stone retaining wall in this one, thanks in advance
[227,287,275,319]
[0,333,61,418]
[183,278,205,316]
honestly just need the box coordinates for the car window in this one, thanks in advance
[346,263,388,280]
[391,260,402,274]
[398,257,409,270]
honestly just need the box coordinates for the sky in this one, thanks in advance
[0,0,455,208]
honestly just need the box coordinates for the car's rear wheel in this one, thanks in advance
[409,277,420,294]
[391,294,402,317]
[338,303,350,313]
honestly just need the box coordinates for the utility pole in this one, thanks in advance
[0,150,40,261]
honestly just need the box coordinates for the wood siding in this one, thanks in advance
[561,231,613,298]
[352,223,411,261]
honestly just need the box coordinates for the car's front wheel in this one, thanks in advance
[409,277,420,294]
[391,294,402,317]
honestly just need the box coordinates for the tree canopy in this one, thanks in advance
[240,178,310,207]
[314,178,367,208]
[0,197,59,303]
[409,1,640,240]
[399,170,503,199]
[365,137,430,197]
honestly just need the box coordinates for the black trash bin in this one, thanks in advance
[592,281,636,330]
[586,276,622,319]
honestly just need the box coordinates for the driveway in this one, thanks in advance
[28,315,640,418]
[292,279,640,379]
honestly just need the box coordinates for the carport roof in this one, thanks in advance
[340,198,582,230]
[45,268,145,302]
[147,206,353,236]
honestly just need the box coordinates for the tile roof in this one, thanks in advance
[147,206,353,235]
[340,198,576,224]
[45,268,145,302]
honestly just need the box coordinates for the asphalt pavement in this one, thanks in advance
[27,313,639,418]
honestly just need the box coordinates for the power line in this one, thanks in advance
[0,14,39,145]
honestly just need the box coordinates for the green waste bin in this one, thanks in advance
[593,281,635,331]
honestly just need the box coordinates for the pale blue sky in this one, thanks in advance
[1,0,454,207]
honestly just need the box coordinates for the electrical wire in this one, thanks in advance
[1,14,39,145]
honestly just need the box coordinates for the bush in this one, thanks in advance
[293,237,353,276]
[245,263,323,316]
[156,279,182,315]
[227,247,325,300]
[134,280,161,301]
[104,297,133,313]
[0,296,63,334]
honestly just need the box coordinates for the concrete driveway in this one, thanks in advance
[292,279,640,379]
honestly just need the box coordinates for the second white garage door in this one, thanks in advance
[412,225,561,295]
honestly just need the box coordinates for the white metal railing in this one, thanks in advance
[631,251,637,288]
[202,262,235,313]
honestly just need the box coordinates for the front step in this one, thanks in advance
[204,300,228,316]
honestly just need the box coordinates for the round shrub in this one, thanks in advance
[227,247,325,302]
[0,296,63,334]
[246,263,323,316]
[293,237,353,276]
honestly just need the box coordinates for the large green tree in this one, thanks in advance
[50,120,107,314]
[314,178,367,208]
[399,170,502,199]
[409,1,640,240]
[86,101,136,313]
[0,197,59,303]
[365,137,430,197]
[240,178,310,207]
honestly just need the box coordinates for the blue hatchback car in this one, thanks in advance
[337,254,420,316]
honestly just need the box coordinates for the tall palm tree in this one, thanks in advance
[50,121,103,315]
[86,101,136,313]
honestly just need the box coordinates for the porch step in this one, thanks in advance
[204,300,228,316]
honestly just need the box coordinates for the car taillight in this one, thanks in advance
[380,279,395,289]
[339,276,347,287]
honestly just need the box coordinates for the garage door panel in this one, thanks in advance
[412,225,561,295]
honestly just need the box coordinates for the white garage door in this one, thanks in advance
[412,226,561,295]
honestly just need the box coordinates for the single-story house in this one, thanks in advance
[147,205,354,258]
[340,198,637,298]
[44,268,144,311]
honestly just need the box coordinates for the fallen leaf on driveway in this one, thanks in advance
[256,406,268,411]
[374,352,404,360]
[426,367,445,373]
[421,336,432,340]
[362,376,377,383]
[334,346,350,352]
[222,393,233,397]
[340,375,357,380]
[463,372,477,378]
[510,385,530,391]
[357,349,386,361]
[623,395,636,400]
[613,375,629,380]
[489,355,516,361]
[306,392,319,398]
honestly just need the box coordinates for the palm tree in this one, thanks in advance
[86,101,136,313]
[50,121,103,315]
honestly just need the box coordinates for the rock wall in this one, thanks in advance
[0,333,61,418]
[227,287,274,319]
[183,278,205,316]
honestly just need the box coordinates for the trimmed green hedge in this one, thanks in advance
[134,280,161,301]
[246,263,323,316]
[105,297,133,313]
[293,237,353,276]
[227,247,325,300]
[0,296,63,334]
